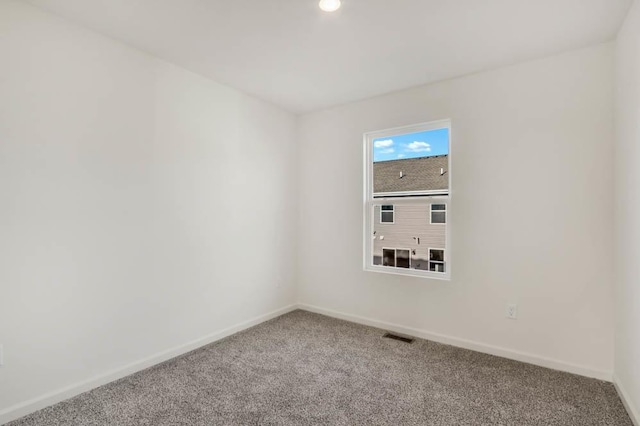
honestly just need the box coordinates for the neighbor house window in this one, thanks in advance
[382,248,411,269]
[364,120,451,279]
[382,248,396,267]
[430,204,446,224]
[429,248,445,272]
[396,249,410,268]
[380,205,394,223]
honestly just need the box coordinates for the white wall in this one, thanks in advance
[0,0,297,420]
[614,0,640,422]
[298,43,615,378]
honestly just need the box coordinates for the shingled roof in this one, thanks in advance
[373,155,448,194]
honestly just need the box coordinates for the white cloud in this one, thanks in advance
[397,154,406,158]
[405,141,431,153]
[374,139,394,148]
[379,148,395,154]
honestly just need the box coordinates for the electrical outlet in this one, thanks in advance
[506,304,518,320]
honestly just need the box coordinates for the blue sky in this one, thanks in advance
[373,128,449,162]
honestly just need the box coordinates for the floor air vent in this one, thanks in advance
[383,333,414,344]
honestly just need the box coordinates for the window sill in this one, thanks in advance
[364,265,451,281]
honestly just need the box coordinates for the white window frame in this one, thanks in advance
[430,203,447,225]
[363,119,451,280]
[428,247,446,273]
[380,205,395,224]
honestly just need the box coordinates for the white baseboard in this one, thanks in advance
[613,374,640,426]
[297,303,613,382]
[0,304,297,426]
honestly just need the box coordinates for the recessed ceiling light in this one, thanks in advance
[319,0,341,12]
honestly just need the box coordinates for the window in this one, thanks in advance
[382,248,396,267]
[364,120,451,279]
[380,248,411,269]
[396,249,410,269]
[430,204,446,224]
[429,248,445,272]
[380,205,394,223]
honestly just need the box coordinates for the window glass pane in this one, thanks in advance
[381,211,394,223]
[381,205,394,211]
[429,262,445,273]
[372,128,449,195]
[431,211,446,224]
[430,249,444,262]
[431,204,446,211]
[396,250,410,268]
[382,249,395,267]
[372,202,446,272]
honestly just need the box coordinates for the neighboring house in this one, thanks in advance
[372,155,448,272]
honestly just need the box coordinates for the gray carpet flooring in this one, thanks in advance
[8,310,632,426]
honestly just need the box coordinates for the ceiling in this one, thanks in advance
[25,0,632,113]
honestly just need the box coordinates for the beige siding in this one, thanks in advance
[372,203,446,271]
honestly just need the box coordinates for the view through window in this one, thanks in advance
[364,121,450,279]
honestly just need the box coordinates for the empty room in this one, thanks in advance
[1,0,639,424]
